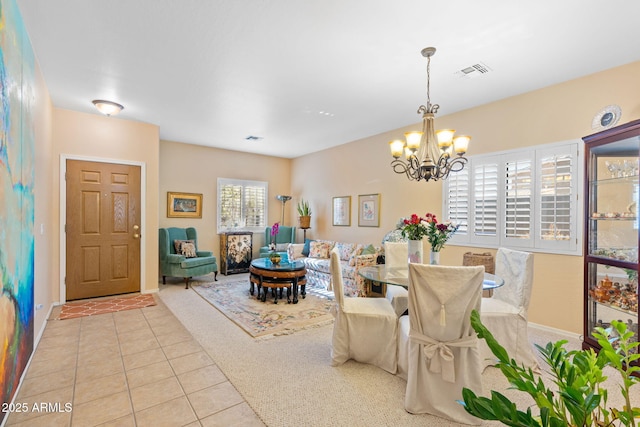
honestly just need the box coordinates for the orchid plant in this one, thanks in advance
[269,222,280,251]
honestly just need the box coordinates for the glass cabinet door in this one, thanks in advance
[583,119,640,354]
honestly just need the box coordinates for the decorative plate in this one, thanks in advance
[592,104,622,131]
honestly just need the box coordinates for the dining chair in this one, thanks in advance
[479,247,539,371]
[384,242,409,316]
[398,263,484,425]
[329,248,398,374]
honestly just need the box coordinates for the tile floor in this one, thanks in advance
[5,295,265,427]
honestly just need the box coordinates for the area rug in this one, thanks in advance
[58,294,156,320]
[191,280,334,338]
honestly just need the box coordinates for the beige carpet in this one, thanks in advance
[191,278,334,338]
[160,274,637,427]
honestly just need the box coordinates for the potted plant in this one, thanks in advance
[297,199,312,229]
[460,310,640,426]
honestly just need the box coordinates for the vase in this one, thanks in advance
[269,253,281,265]
[430,251,440,265]
[407,240,423,264]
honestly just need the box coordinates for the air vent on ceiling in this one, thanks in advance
[455,62,492,79]
[245,135,263,141]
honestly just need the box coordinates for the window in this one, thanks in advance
[217,178,268,233]
[445,140,582,255]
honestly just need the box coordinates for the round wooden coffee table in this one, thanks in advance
[249,258,307,304]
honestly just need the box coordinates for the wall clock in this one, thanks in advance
[592,104,621,131]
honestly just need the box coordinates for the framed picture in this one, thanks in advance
[358,194,380,227]
[167,192,203,218]
[332,196,351,226]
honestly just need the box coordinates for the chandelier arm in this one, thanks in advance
[390,159,418,181]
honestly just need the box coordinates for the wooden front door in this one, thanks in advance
[66,160,141,300]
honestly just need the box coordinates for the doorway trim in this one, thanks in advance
[59,154,147,304]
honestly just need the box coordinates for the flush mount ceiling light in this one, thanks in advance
[92,99,124,116]
[388,47,470,182]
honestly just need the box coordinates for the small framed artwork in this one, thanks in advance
[358,193,380,227]
[167,192,203,218]
[332,196,351,226]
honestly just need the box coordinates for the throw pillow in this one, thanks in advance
[361,244,376,255]
[174,239,195,254]
[180,242,197,258]
[276,243,289,251]
[348,244,365,266]
[335,242,357,261]
[289,243,305,260]
[309,240,333,259]
[302,238,313,257]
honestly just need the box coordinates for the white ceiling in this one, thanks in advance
[16,0,640,158]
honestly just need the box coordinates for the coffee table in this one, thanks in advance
[249,258,307,304]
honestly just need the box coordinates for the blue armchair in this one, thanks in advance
[259,226,296,257]
[159,227,218,288]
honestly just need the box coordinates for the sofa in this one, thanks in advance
[159,227,218,288]
[289,239,382,297]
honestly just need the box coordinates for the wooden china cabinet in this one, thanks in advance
[583,118,640,358]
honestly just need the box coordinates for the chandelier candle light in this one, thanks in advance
[389,47,470,182]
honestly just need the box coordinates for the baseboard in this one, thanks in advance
[529,321,582,341]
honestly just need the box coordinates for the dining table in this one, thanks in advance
[358,264,504,295]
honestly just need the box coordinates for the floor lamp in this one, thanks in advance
[276,195,291,225]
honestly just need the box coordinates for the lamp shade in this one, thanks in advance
[453,135,471,154]
[389,140,405,158]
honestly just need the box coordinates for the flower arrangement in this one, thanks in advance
[401,213,459,252]
[400,214,429,240]
[269,222,280,251]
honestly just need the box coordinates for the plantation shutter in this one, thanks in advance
[471,156,499,245]
[217,178,268,233]
[244,185,266,227]
[445,167,469,243]
[535,145,578,251]
[503,153,533,247]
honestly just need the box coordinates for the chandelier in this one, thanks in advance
[389,47,470,182]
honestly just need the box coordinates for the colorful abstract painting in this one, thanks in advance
[0,0,35,418]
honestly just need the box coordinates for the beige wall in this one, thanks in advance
[52,109,160,298]
[159,141,292,260]
[291,60,640,334]
[33,60,55,334]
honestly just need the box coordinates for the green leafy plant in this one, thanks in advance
[460,310,640,426]
[297,199,311,216]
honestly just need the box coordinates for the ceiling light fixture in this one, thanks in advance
[92,99,124,116]
[389,47,470,182]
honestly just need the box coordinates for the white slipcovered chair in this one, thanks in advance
[329,248,398,374]
[398,263,484,425]
[383,242,409,317]
[479,247,539,371]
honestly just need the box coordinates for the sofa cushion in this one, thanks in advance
[309,240,333,258]
[302,257,331,274]
[180,256,216,269]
